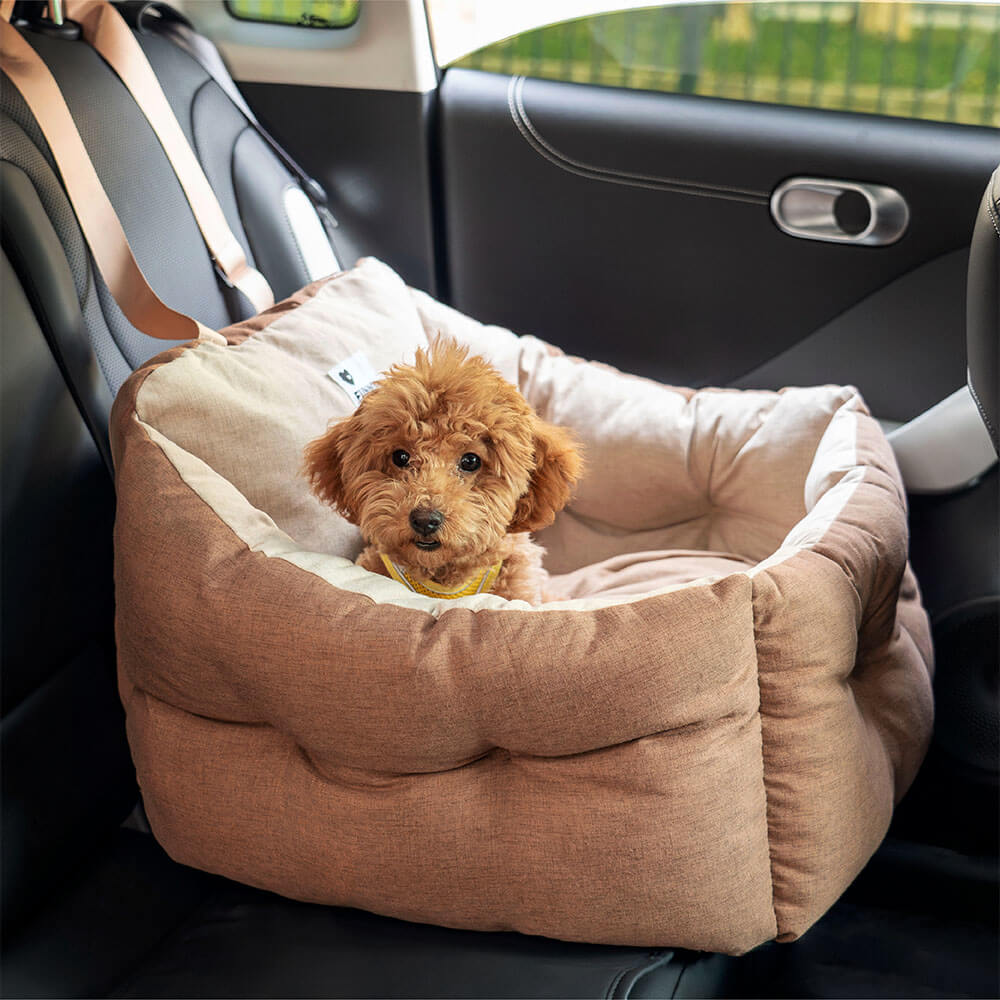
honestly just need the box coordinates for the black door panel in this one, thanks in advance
[439,69,1000,403]
[243,83,440,295]
[733,248,968,421]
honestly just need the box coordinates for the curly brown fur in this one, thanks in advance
[304,338,582,603]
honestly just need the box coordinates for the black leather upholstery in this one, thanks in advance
[734,249,969,422]
[0,162,116,467]
[967,166,1000,453]
[2,831,728,1000]
[231,126,320,302]
[0,32,217,400]
[2,830,216,999]
[1,253,136,932]
[109,880,709,999]
[243,81,438,293]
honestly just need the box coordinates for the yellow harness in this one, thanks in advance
[379,554,502,599]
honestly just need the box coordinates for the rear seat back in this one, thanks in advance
[0,6,340,938]
[1,15,326,407]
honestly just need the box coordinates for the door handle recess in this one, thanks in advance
[770,178,909,246]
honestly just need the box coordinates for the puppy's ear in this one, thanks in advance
[303,418,357,523]
[510,419,583,533]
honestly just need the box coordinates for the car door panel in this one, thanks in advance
[438,68,1000,410]
[732,248,968,421]
[242,82,440,294]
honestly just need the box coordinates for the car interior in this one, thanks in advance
[1,0,997,997]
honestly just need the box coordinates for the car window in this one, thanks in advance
[225,0,360,29]
[428,1,1000,128]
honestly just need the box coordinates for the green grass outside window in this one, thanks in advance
[226,0,359,30]
[453,2,1000,128]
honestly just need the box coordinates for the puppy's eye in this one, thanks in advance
[459,452,481,473]
[391,449,410,468]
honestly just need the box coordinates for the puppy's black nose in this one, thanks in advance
[410,508,444,536]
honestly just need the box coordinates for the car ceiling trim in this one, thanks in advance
[507,76,769,206]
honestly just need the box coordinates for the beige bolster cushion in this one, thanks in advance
[110,258,934,955]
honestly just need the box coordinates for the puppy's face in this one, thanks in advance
[305,341,581,573]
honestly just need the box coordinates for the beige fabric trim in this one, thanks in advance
[408,285,869,573]
[218,273,339,345]
[803,390,867,509]
[129,255,880,612]
[134,387,869,615]
[132,261,427,557]
[138,420,725,614]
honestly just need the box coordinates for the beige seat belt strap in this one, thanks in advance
[0,18,210,341]
[63,0,274,313]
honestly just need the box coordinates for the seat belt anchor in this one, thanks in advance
[213,260,235,289]
[303,177,338,228]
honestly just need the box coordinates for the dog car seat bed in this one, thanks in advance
[111,258,934,956]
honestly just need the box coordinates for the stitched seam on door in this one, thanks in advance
[513,76,763,197]
[507,76,770,206]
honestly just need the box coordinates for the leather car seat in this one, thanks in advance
[967,165,999,454]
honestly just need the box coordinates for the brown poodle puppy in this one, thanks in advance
[304,339,582,603]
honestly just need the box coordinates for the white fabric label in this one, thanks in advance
[327,352,379,407]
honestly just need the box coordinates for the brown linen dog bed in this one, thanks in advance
[111,258,934,956]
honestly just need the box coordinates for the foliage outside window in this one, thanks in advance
[449,2,1000,128]
[226,0,360,29]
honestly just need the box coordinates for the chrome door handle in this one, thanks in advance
[770,177,909,246]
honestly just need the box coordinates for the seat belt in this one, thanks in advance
[58,0,274,314]
[116,0,341,243]
[0,16,212,341]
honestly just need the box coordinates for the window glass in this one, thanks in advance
[225,0,360,29]
[438,2,999,128]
